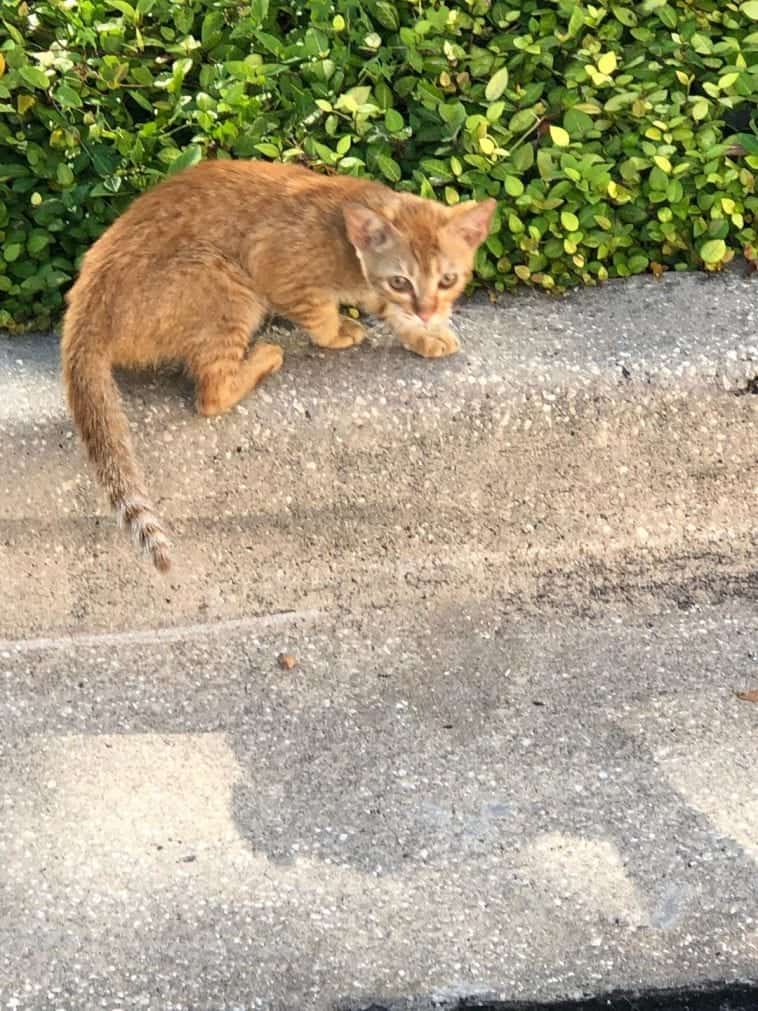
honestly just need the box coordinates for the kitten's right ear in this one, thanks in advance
[343,204,393,252]
[445,198,497,249]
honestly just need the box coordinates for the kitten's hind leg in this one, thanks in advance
[196,341,283,417]
[189,296,283,417]
[288,297,365,350]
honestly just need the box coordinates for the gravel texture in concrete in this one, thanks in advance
[1,599,757,1009]
[1,270,756,1010]
[1,270,756,637]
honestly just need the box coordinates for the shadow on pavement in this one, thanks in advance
[358,981,758,1011]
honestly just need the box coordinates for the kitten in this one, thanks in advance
[61,159,496,571]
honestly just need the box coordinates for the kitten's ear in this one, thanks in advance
[446,198,497,249]
[343,204,393,252]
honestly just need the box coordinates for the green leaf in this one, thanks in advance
[509,109,537,133]
[89,144,120,178]
[566,7,585,37]
[549,125,570,147]
[564,109,594,137]
[485,67,509,103]
[627,254,649,273]
[251,0,269,25]
[486,101,505,124]
[537,149,555,180]
[699,239,726,263]
[420,158,453,182]
[511,145,534,172]
[167,144,203,175]
[19,65,49,90]
[561,211,579,232]
[385,109,404,133]
[55,84,83,108]
[504,175,524,197]
[56,163,75,187]
[376,153,401,182]
[597,52,617,75]
[666,179,684,203]
[28,231,51,255]
[3,243,22,263]
[611,5,637,26]
[109,0,136,18]
[604,92,636,113]
[346,85,371,106]
[374,1,399,29]
[201,10,225,46]
[690,33,712,54]
[728,133,758,155]
[742,1,758,18]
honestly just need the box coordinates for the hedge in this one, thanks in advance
[1,0,757,331]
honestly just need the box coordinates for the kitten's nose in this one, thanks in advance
[417,306,435,323]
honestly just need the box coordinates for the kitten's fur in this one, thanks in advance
[61,159,496,571]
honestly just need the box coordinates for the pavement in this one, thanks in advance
[0,269,756,1010]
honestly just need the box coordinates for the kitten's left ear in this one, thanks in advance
[446,198,497,249]
[343,203,395,252]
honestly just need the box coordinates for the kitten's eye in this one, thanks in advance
[438,272,458,289]
[388,275,412,293]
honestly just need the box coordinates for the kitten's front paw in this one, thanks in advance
[338,316,366,347]
[253,341,285,374]
[404,329,460,359]
[313,316,366,350]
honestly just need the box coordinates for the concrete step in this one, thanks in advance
[1,269,756,638]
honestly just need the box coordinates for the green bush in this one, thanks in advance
[1,0,757,330]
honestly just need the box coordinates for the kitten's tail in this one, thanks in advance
[61,321,171,573]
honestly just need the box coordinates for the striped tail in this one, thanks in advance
[60,331,171,573]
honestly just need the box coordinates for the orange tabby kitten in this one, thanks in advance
[61,159,496,571]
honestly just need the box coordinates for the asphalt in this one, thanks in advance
[0,268,756,1010]
[1,600,757,1009]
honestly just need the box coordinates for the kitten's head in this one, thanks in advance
[343,196,496,327]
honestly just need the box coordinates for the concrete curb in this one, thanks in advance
[1,270,756,638]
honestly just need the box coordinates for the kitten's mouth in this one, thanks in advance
[399,309,437,325]
[388,306,443,329]
[416,313,442,327]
